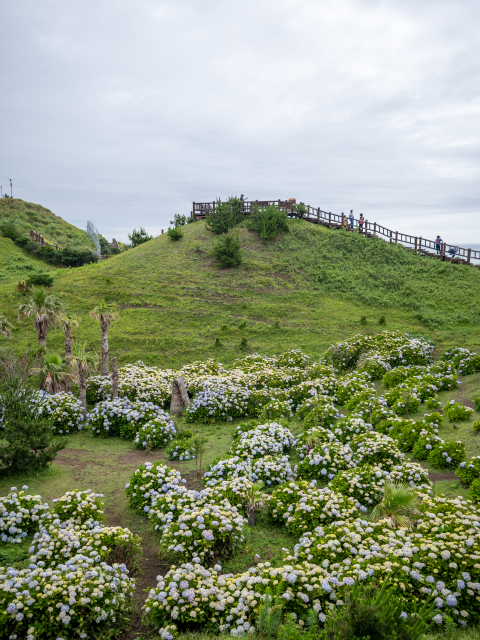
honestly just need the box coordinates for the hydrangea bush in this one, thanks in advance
[31,391,84,434]
[88,398,169,439]
[133,416,177,450]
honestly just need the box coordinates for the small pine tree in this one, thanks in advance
[0,386,66,476]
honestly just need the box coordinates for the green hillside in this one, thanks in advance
[0,218,479,364]
[0,235,55,282]
[0,198,94,251]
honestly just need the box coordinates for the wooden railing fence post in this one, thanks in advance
[390,230,393,244]
[414,237,417,251]
[329,212,331,226]
[468,248,471,264]
[373,222,376,236]
[395,231,398,244]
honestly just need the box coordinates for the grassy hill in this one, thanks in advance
[0,198,94,251]
[0,235,55,283]
[0,217,480,365]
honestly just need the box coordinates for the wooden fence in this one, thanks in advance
[191,200,479,266]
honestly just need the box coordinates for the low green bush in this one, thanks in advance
[443,400,474,422]
[167,226,184,241]
[428,440,466,469]
[25,272,54,287]
[473,395,480,411]
[455,456,480,485]
[211,232,242,268]
[470,477,480,502]
[246,203,289,242]
[205,196,243,234]
[473,419,480,432]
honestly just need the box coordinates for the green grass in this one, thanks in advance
[2,218,480,367]
[0,235,55,283]
[0,198,95,251]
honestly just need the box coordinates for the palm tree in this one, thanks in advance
[0,314,13,338]
[70,341,98,417]
[32,354,73,394]
[369,482,420,528]
[245,480,265,527]
[90,301,119,375]
[18,286,64,349]
[59,313,79,391]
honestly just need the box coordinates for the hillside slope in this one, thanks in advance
[0,199,94,251]
[0,236,55,282]
[0,219,479,367]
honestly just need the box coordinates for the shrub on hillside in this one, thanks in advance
[205,196,243,234]
[246,203,289,242]
[167,226,184,241]
[443,400,473,422]
[128,227,153,247]
[456,457,480,485]
[473,419,480,432]
[0,223,19,241]
[428,440,466,469]
[25,272,54,287]
[210,232,242,268]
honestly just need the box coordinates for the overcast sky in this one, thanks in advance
[1,0,479,244]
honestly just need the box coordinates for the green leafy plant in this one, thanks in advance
[128,227,153,247]
[211,232,242,268]
[473,394,480,411]
[443,400,473,422]
[17,285,64,349]
[170,213,188,227]
[0,384,67,477]
[378,315,386,325]
[25,272,54,288]
[205,196,244,234]
[425,395,442,410]
[369,481,420,528]
[167,226,184,241]
[473,419,480,432]
[320,579,435,640]
[246,203,289,242]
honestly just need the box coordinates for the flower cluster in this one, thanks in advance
[440,347,480,375]
[88,398,169,439]
[31,391,84,434]
[0,486,140,640]
[125,461,185,512]
[186,381,252,423]
[296,442,356,482]
[133,416,177,450]
[52,489,104,524]
[160,502,246,564]
[268,480,359,536]
[350,433,405,470]
[0,487,50,543]
[166,438,196,461]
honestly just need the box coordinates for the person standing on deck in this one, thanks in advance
[349,210,354,229]
[342,213,348,228]
[359,214,364,234]
[435,235,442,254]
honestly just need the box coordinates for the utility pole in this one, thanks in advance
[9,178,12,198]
